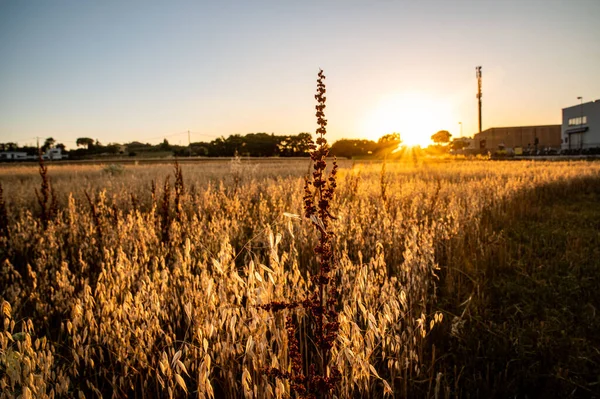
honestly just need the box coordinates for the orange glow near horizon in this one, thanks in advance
[362,91,456,147]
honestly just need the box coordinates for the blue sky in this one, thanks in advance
[1,0,599,147]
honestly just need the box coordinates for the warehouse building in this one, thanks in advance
[0,151,28,161]
[474,125,561,153]
[562,99,600,151]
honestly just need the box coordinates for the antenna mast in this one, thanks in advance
[476,66,482,134]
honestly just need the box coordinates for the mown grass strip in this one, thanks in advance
[443,178,600,398]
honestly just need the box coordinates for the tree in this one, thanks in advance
[278,133,313,157]
[210,137,227,156]
[76,137,95,149]
[450,139,469,151]
[159,138,171,151]
[42,137,55,152]
[105,143,121,154]
[242,133,279,157]
[330,139,378,159]
[377,133,401,145]
[431,130,452,144]
[292,132,313,156]
[56,143,66,151]
[0,143,17,151]
[6,143,18,151]
[376,133,402,155]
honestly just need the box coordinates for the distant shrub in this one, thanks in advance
[102,164,125,176]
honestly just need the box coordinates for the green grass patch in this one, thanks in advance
[441,181,600,398]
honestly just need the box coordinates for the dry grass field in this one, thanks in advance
[1,157,599,398]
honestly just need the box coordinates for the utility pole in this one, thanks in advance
[476,66,482,135]
[188,130,191,157]
[577,96,583,150]
[458,121,463,137]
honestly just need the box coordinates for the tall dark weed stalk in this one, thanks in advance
[380,157,389,205]
[35,157,56,228]
[83,190,104,287]
[261,69,340,398]
[151,179,157,207]
[160,176,171,244]
[173,160,185,220]
[130,192,138,213]
[84,190,103,247]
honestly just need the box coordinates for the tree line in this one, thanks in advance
[1,130,466,159]
[1,133,317,159]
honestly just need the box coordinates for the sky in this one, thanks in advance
[1,0,599,148]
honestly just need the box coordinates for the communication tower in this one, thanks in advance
[476,66,482,134]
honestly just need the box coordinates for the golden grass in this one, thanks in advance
[1,159,599,398]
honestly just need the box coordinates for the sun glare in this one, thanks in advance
[362,92,455,147]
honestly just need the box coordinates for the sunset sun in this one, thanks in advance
[363,91,455,147]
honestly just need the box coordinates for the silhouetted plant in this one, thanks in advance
[84,190,103,246]
[50,186,58,221]
[151,179,157,206]
[160,176,171,244]
[34,156,55,228]
[380,157,388,205]
[173,160,185,220]
[130,192,138,213]
[261,69,340,398]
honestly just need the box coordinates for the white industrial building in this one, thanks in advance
[562,99,600,151]
[0,151,28,160]
[0,148,68,161]
[43,148,67,160]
